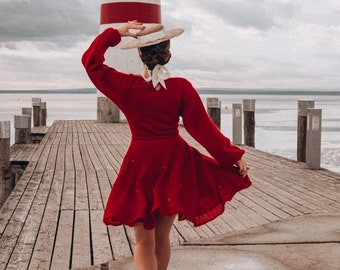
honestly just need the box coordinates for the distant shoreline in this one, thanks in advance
[0,88,339,96]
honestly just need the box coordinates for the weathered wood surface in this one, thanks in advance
[0,120,339,270]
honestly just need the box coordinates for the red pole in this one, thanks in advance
[100,1,161,25]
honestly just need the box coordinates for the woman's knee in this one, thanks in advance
[134,222,156,247]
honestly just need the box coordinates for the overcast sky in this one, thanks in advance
[0,0,340,90]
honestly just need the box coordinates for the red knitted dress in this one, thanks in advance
[82,28,251,229]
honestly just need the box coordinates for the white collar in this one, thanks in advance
[142,64,170,90]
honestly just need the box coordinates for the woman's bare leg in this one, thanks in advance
[155,215,176,270]
[134,222,157,270]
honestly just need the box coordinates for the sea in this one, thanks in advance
[0,88,339,173]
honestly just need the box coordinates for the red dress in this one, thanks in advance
[82,28,251,230]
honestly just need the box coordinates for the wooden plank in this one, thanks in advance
[59,132,68,145]
[245,147,340,201]
[65,144,74,172]
[21,145,40,162]
[0,172,43,268]
[73,144,85,172]
[226,204,259,228]
[108,226,133,260]
[78,131,86,145]
[55,143,65,172]
[106,145,124,172]
[31,126,49,134]
[264,174,336,212]
[96,170,114,207]
[50,210,73,270]
[242,187,292,220]
[189,222,216,239]
[66,129,73,145]
[169,224,185,246]
[207,216,234,235]
[6,170,54,269]
[123,226,135,254]
[93,144,115,171]
[72,129,79,145]
[83,132,92,146]
[251,186,302,217]
[220,210,247,232]
[172,220,202,243]
[79,144,93,171]
[29,170,64,269]
[250,172,311,214]
[10,144,26,160]
[52,132,62,145]
[71,210,91,269]
[0,168,36,236]
[75,170,89,211]
[61,170,75,211]
[87,171,103,211]
[85,144,105,171]
[33,145,51,173]
[231,196,270,226]
[45,144,58,171]
[96,131,111,145]
[90,210,113,265]
[236,193,281,222]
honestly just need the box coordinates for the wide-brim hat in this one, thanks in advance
[121,24,184,50]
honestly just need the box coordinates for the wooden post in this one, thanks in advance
[14,115,31,144]
[0,121,14,208]
[32,97,42,127]
[22,107,32,143]
[207,97,221,129]
[39,102,47,126]
[22,107,32,124]
[243,99,255,147]
[97,97,120,123]
[232,103,243,145]
[297,100,315,162]
[306,109,322,169]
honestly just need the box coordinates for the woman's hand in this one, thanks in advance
[117,20,145,38]
[235,159,249,177]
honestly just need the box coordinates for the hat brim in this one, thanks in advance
[121,29,184,50]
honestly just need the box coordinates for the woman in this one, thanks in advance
[82,20,251,270]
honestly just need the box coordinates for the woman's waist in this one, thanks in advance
[131,130,180,141]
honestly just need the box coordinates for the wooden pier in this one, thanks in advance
[0,120,339,270]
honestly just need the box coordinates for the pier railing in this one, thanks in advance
[0,98,48,208]
[206,97,322,170]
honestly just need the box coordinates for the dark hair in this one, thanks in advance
[139,40,171,70]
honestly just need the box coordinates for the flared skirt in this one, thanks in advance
[103,135,251,229]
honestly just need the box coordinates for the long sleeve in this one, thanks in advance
[181,80,245,168]
[82,28,130,108]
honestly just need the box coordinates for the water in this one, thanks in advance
[0,91,339,173]
[0,91,97,142]
[200,93,340,173]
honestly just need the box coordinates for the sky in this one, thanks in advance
[0,0,340,90]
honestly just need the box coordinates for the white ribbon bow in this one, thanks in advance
[142,64,170,90]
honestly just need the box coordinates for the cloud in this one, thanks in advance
[0,0,340,90]
[0,0,99,46]
[163,0,299,31]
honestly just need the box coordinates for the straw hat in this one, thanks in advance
[121,24,184,50]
